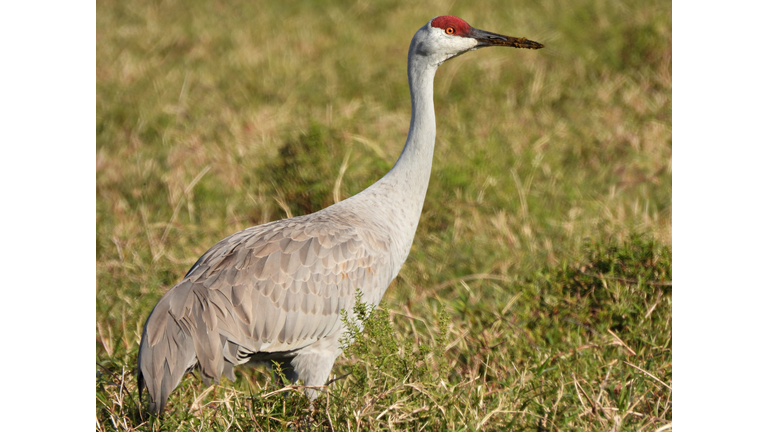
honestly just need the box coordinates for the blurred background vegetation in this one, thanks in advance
[97,0,671,429]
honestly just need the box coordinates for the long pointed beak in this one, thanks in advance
[469,27,544,50]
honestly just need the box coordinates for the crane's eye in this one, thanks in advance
[445,27,455,35]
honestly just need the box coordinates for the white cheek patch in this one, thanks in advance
[426,25,481,65]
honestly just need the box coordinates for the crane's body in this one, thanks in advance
[138,15,543,414]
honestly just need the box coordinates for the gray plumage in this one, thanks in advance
[137,15,543,414]
[138,210,391,413]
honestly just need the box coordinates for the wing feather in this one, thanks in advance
[270,267,290,285]
[139,211,393,411]
[252,240,280,258]
[259,252,281,280]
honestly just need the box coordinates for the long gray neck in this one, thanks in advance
[343,43,438,270]
[388,47,438,203]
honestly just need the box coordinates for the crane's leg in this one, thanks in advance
[265,355,333,400]
[290,334,343,400]
[290,351,338,400]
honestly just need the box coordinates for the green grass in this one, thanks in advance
[97,0,671,430]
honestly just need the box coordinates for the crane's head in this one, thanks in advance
[410,16,544,67]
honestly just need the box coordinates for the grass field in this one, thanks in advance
[96,0,671,430]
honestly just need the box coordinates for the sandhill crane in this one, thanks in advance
[138,15,543,414]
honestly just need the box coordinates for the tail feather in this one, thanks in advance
[189,297,225,385]
[138,293,197,415]
[138,282,239,414]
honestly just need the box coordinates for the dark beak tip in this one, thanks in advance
[514,37,545,50]
[472,28,545,50]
